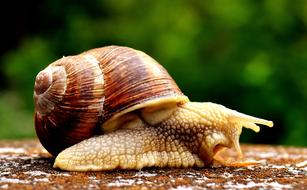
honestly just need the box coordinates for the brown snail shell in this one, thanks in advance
[34,46,188,156]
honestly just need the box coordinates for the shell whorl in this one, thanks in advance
[34,46,186,156]
[34,54,105,156]
[34,65,66,115]
[86,46,185,123]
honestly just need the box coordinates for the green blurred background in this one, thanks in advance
[0,0,306,146]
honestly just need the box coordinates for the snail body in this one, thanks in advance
[34,46,273,171]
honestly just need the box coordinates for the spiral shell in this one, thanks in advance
[34,46,188,156]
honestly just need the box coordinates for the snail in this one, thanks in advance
[34,46,273,171]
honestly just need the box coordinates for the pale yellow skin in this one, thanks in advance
[53,102,273,171]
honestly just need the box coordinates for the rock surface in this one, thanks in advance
[0,140,306,189]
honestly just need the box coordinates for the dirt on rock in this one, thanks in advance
[0,140,306,189]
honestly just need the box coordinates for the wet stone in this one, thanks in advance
[0,140,306,189]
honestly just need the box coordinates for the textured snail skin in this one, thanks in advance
[54,102,273,171]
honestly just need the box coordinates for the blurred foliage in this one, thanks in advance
[0,0,306,146]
